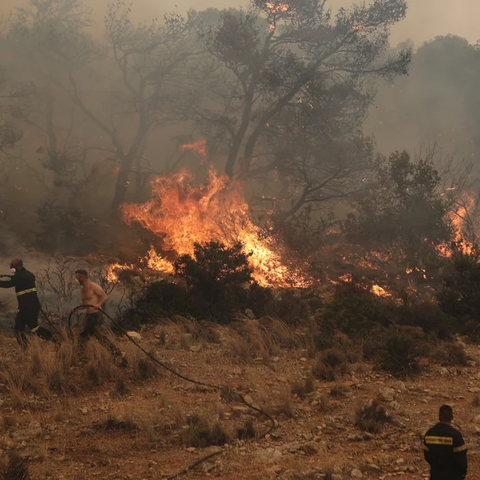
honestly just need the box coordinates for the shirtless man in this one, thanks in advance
[75,269,108,339]
[73,269,125,364]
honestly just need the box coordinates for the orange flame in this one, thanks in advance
[266,2,290,13]
[371,284,390,298]
[119,166,309,287]
[438,190,477,257]
[180,139,208,156]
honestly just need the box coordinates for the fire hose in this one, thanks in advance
[69,305,276,479]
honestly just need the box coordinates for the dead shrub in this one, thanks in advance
[0,450,30,480]
[290,377,315,399]
[236,419,256,440]
[316,394,330,413]
[124,344,158,382]
[110,379,130,399]
[330,382,350,398]
[101,415,137,431]
[355,399,393,433]
[312,348,348,381]
[183,415,229,448]
[134,358,158,381]
[276,389,295,418]
[434,343,469,366]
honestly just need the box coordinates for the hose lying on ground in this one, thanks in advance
[69,305,276,479]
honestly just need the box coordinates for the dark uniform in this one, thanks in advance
[424,422,467,480]
[0,267,52,346]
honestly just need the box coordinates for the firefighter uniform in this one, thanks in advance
[424,422,467,480]
[0,266,51,345]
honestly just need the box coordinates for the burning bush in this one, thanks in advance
[344,150,452,271]
[437,246,480,322]
[318,282,396,339]
[172,241,253,321]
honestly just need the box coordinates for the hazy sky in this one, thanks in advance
[1,0,479,47]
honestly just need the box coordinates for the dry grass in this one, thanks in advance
[276,389,295,419]
[1,367,30,408]
[123,343,159,382]
[223,317,299,364]
[110,378,130,399]
[179,333,192,350]
[312,348,349,381]
[0,450,30,480]
[85,339,117,386]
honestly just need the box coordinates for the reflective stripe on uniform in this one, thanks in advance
[425,436,453,446]
[30,326,39,333]
[453,445,467,453]
[16,288,37,297]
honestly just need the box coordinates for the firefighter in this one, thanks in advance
[424,405,467,480]
[0,258,53,347]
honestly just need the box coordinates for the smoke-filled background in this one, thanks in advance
[0,0,479,301]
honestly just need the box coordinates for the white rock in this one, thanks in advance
[127,331,142,341]
[380,387,395,402]
[351,469,363,479]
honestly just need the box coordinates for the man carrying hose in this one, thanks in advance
[73,269,125,363]
[0,258,53,347]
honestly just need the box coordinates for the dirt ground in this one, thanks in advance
[0,320,479,480]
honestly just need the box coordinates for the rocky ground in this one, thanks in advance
[0,319,479,480]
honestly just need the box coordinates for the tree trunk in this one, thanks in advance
[111,164,131,212]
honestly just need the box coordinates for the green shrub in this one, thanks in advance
[380,333,420,377]
[175,241,253,294]
[437,247,480,319]
[318,282,396,338]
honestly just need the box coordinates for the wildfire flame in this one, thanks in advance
[118,166,309,288]
[179,139,208,157]
[266,2,290,13]
[371,284,391,298]
[438,190,477,257]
